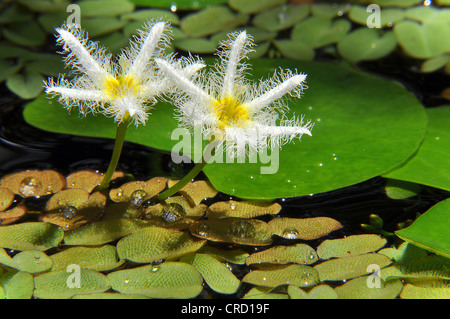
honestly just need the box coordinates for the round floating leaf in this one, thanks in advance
[66,170,124,193]
[33,269,111,299]
[181,6,248,38]
[50,245,124,272]
[384,179,421,199]
[181,253,240,294]
[314,253,392,281]
[0,169,65,197]
[288,284,338,299]
[23,58,428,200]
[395,199,450,258]
[335,277,403,299]
[6,72,45,100]
[252,4,310,31]
[242,264,319,288]
[0,222,63,251]
[348,5,405,27]
[107,262,203,298]
[190,218,273,246]
[0,270,34,299]
[109,177,167,203]
[268,217,342,240]
[2,21,46,47]
[381,255,450,281]
[246,243,318,265]
[207,200,280,219]
[384,106,450,192]
[229,0,287,13]
[337,28,397,63]
[400,282,450,299]
[63,218,151,246]
[273,40,315,61]
[117,226,206,263]
[316,234,387,260]
[394,20,450,59]
[291,16,351,49]
[421,54,450,73]
[78,0,135,17]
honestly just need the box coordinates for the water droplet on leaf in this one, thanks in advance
[19,177,42,197]
[161,203,186,223]
[130,189,147,206]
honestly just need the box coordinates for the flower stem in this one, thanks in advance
[95,115,131,191]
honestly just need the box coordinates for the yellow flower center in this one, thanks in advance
[104,75,140,100]
[212,96,249,130]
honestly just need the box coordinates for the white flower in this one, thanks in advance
[45,21,204,126]
[155,31,313,157]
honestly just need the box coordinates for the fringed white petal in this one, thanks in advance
[221,31,249,97]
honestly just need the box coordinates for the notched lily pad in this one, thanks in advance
[50,245,124,272]
[316,234,387,260]
[268,217,343,240]
[243,264,319,288]
[190,218,273,246]
[67,170,124,193]
[246,243,318,265]
[33,269,111,299]
[107,262,204,299]
[0,222,63,251]
[0,169,65,198]
[41,189,107,230]
[207,200,281,219]
[117,226,206,263]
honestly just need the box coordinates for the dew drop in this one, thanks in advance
[60,206,78,219]
[130,189,147,206]
[230,203,236,210]
[124,279,129,284]
[196,223,210,236]
[116,189,123,197]
[19,177,42,197]
[228,220,255,239]
[151,265,160,272]
[161,203,186,223]
[282,228,300,239]
[309,250,316,260]
[170,3,177,12]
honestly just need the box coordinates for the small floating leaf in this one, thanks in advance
[0,222,63,251]
[67,170,124,193]
[72,292,148,299]
[196,246,249,265]
[243,264,319,288]
[63,218,151,246]
[2,21,46,47]
[109,177,167,203]
[50,245,124,272]
[9,250,52,273]
[311,3,351,18]
[334,277,403,299]
[190,218,273,246]
[288,284,338,299]
[378,242,428,264]
[117,226,206,263]
[120,9,179,25]
[381,255,450,281]
[314,253,392,281]
[207,200,280,219]
[317,234,387,260]
[337,28,397,63]
[33,269,111,299]
[229,0,287,14]
[348,6,405,27]
[82,17,127,38]
[395,198,450,258]
[405,6,450,24]
[272,40,315,61]
[78,0,135,17]
[384,179,422,199]
[400,282,450,299]
[0,187,14,212]
[246,243,318,265]
[0,205,27,226]
[181,254,240,294]
[421,54,450,73]
[6,72,45,99]
[394,20,450,59]
[107,262,203,299]
[252,4,310,31]
[0,169,65,198]
[268,217,342,240]
[0,270,34,299]
[168,180,218,206]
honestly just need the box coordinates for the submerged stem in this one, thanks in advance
[95,115,131,191]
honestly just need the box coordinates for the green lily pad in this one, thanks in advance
[0,250,53,273]
[395,199,450,258]
[268,217,342,240]
[107,262,203,298]
[229,0,287,14]
[181,253,240,294]
[117,226,206,263]
[0,222,63,251]
[400,282,450,299]
[335,277,403,299]
[384,106,450,192]
[0,270,34,299]
[288,284,338,299]
[316,234,387,260]
[273,40,315,61]
[242,264,319,288]
[180,6,248,38]
[405,6,450,24]
[394,20,450,59]
[33,269,111,299]
[50,245,124,272]
[245,243,318,265]
[24,58,427,200]
[314,253,392,281]
[337,28,398,63]
[252,4,310,31]
[291,16,351,49]
[311,3,351,18]
[6,72,45,99]
[78,0,135,17]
